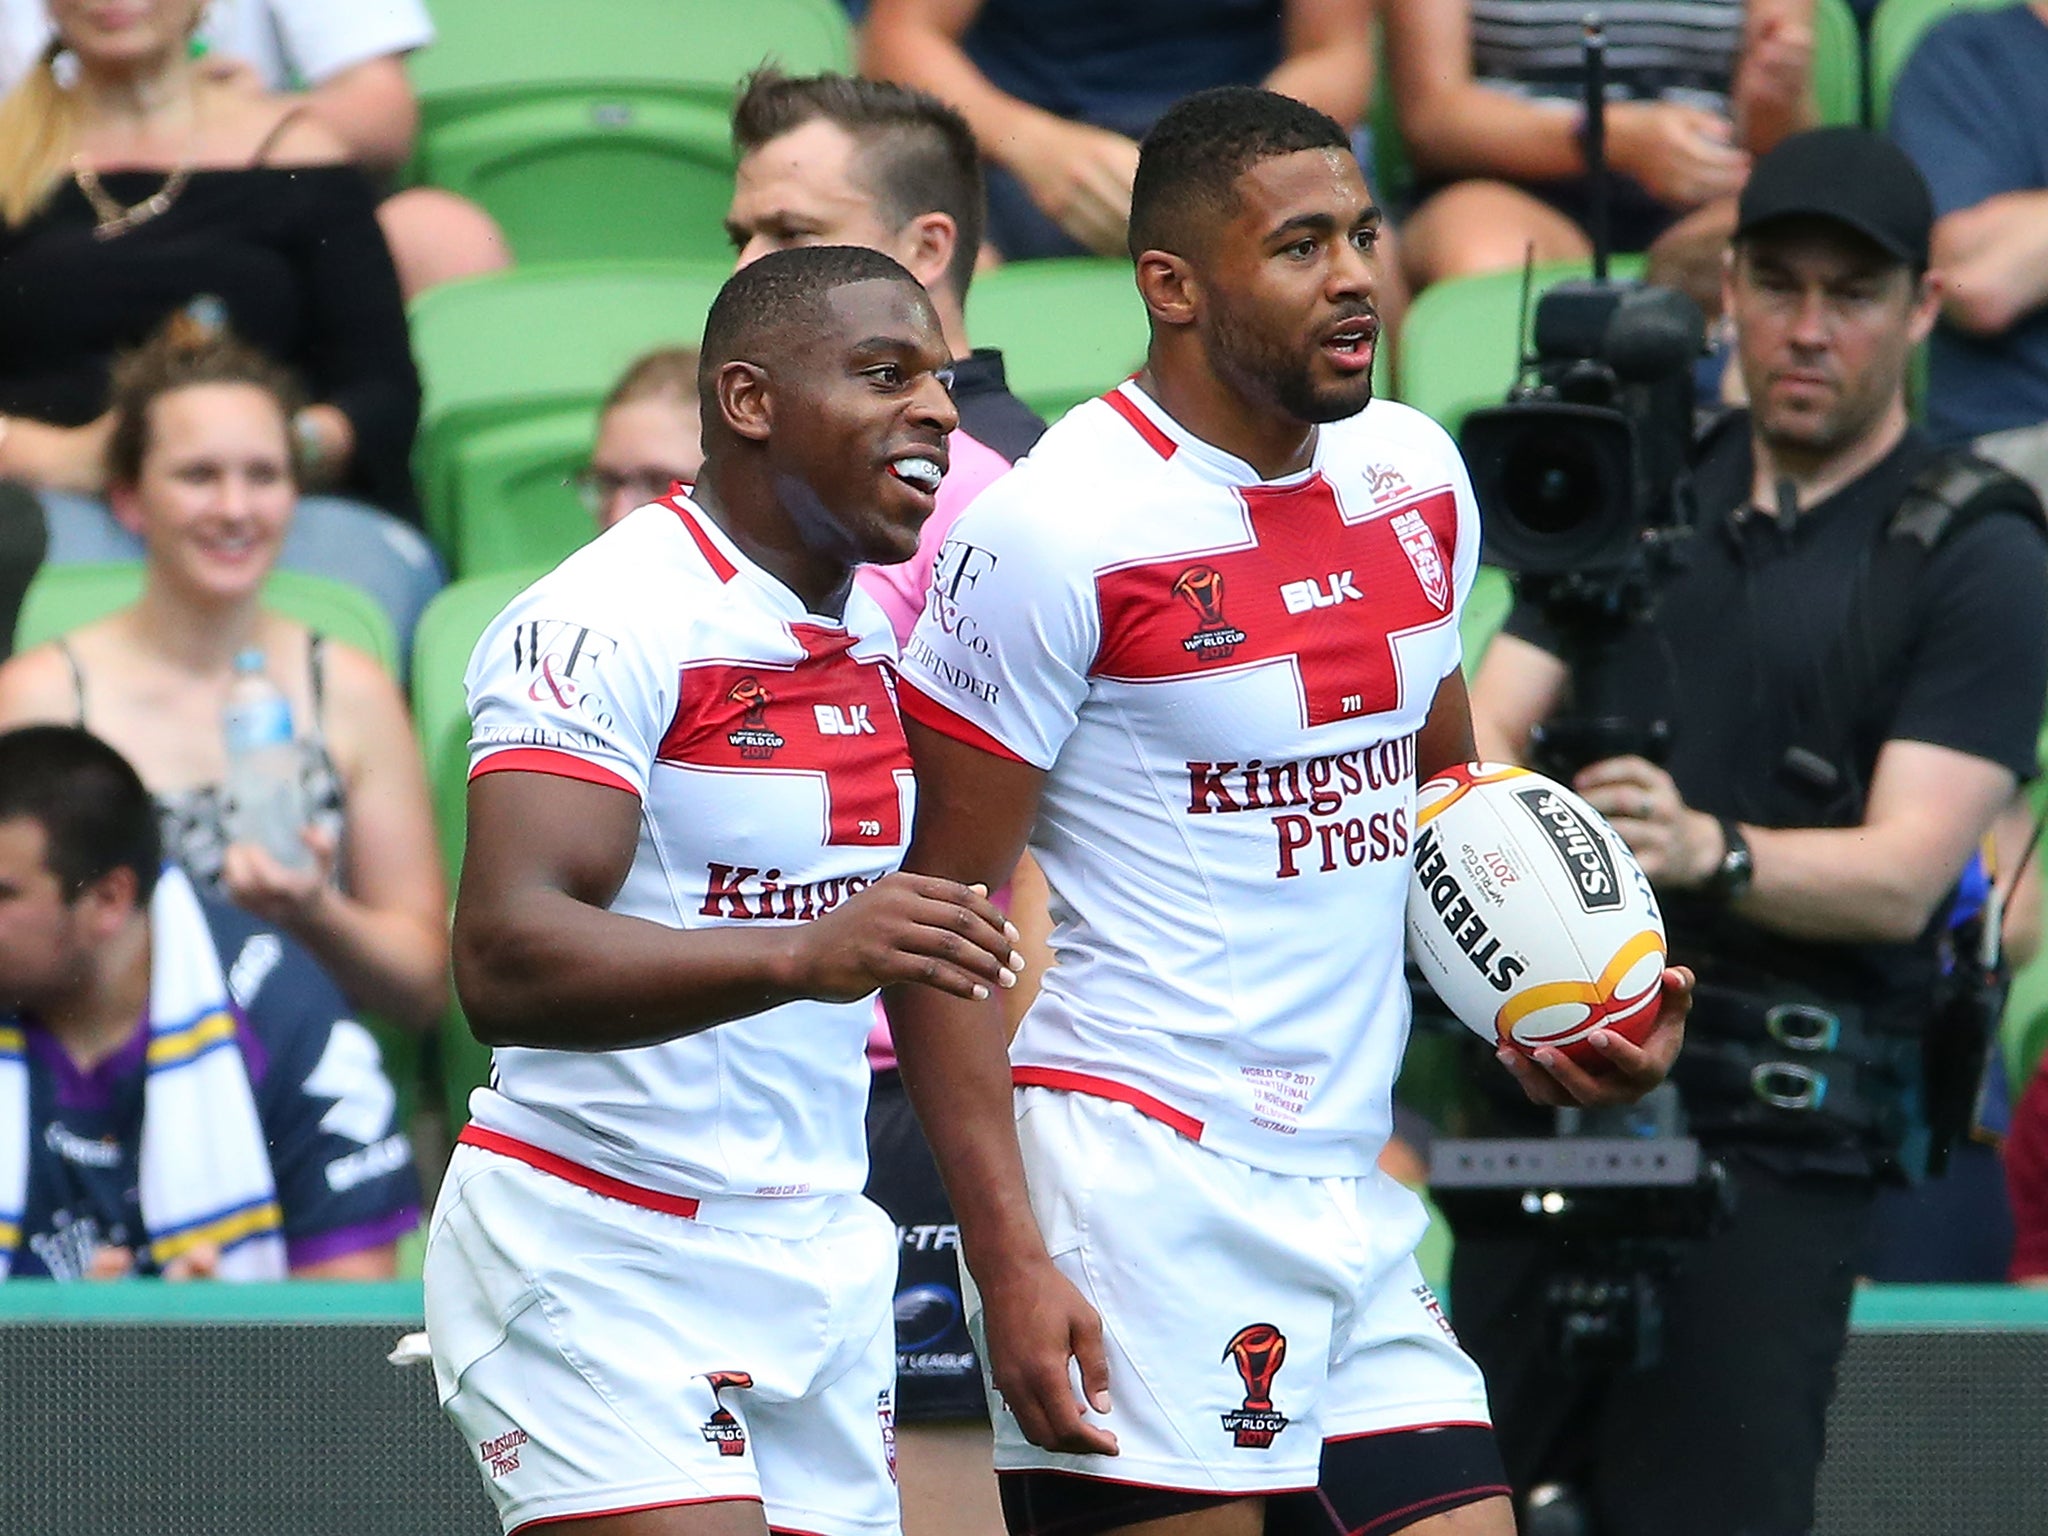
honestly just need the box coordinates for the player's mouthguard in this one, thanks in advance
[887,457,944,493]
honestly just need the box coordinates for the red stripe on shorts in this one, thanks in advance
[995,1467,1317,1497]
[1323,1419,1496,1443]
[1011,1066,1206,1141]
[458,1125,702,1219]
[511,1494,762,1533]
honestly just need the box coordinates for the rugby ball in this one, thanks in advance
[1408,763,1666,1068]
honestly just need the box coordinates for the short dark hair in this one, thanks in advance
[1129,87,1352,263]
[733,68,985,302]
[105,309,303,489]
[0,725,161,901]
[698,244,925,398]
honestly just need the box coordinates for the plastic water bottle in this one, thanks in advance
[221,650,314,871]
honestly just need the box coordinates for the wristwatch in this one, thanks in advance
[1704,817,1754,903]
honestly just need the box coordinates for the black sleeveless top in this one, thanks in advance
[0,160,420,520]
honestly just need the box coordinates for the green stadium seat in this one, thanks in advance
[1869,0,2011,130]
[411,568,547,1131]
[2004,942,2048,1097]
[408,260,727,569]
[1396,255,1647,439]
[967,258,1150,424]
[2005,718,2048,1092]
[442,411,604,578]
[1812,0,1866,126]
[406,0,852,264]
[15,563,399,676]
[1367,19,1410,209]
[970,256,1389,427]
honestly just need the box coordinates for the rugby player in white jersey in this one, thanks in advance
[885,90,1694,1536]
[424,245,1025,1536]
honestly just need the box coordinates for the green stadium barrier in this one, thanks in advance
[1,1281,2043,1535]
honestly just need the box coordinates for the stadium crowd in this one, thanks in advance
[3,3,2048,1536]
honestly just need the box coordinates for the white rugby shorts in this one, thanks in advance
[969,1086,1493,1492]
[423,1141,901,1536]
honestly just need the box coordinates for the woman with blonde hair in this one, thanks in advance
[0,316,447,1032]
[0,0,439,643]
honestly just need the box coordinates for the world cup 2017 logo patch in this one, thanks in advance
[725,677,783,760]
[1174,564,1248,662]
[1220,1323,1291,1448]
[700,1370,754,1456]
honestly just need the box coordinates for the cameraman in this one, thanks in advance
[1459,128,2048,1536]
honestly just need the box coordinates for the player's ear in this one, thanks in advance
[715,359,774,443]
[1136,249,1198,329]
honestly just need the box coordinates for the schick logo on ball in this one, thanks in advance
[1511,788,1621,912]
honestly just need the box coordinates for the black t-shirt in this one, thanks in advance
[0,166,420,520]
[1502,418,2048,1028]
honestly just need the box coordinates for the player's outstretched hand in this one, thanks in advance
[1500,965,1694,1108]
[789,873,1023,1003]
[980,1259,1119,1457]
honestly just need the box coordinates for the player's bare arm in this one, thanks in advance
[455,767,1018,1051]
[887,718,1119,1457]
[1413,660,1481,782]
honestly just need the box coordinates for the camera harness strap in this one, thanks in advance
[1791,450,2045,820]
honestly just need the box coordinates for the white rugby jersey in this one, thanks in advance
[461,493,913,1232]
[897,382,1478,1177]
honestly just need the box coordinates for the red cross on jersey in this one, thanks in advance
[896,380,1480,1179]
[660,624,907,846]
[1093,460,1460,729]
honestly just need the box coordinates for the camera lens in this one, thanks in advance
[1501,434,1608,536]
[1463,401,1640,575]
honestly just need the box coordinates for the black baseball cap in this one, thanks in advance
[1734,126,1934,269]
